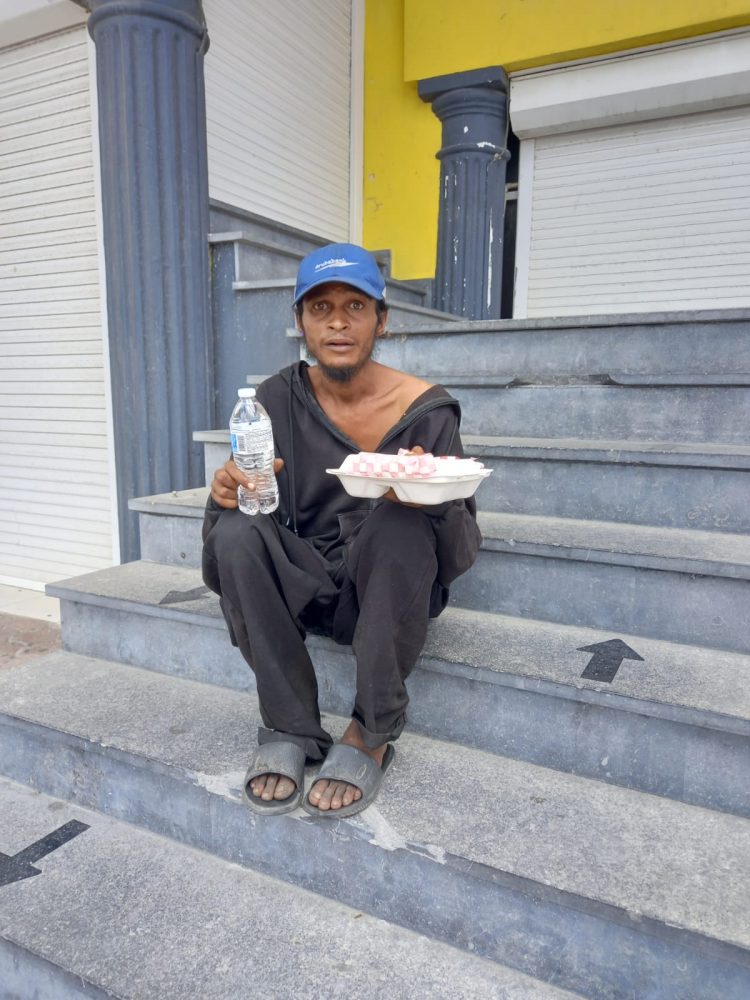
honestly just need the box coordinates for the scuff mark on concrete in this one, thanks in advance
[192,769,245,800]
[353,806,409,852]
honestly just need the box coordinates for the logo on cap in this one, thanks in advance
[314,258,357,272]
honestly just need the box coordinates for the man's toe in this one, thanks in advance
[340,782,361,807]
[330,781,348,809]
[308,778,328,807]
[261,775,278,800]
[274,776,296,800]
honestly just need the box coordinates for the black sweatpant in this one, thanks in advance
[202,501,441,760]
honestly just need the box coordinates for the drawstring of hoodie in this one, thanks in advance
[287,376,298,535]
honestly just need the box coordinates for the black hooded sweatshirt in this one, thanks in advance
[203,361,482,603]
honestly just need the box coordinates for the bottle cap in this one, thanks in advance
[238,388,256,398]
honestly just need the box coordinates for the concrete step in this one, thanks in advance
[0,778,559,1000]
[440,378,749,443]
[194,430,232,485]
[126,490,750,653]
[46,560,750,816]
[213,370,750,447]
[456,512,750,653]
[194,428,750,532]
[373,309,750,378]
[1,652,747,999]
[463,435,750,531]
[210,229,430,305]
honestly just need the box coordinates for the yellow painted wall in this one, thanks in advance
[404,0,750,77]
[362,0,440,280]
[363,1,750,279]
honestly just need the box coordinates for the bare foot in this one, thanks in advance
[307,719,387,812]
[249,773,297,802]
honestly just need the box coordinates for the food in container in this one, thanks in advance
[327,449,492,504]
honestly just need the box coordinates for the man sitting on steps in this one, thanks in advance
[202,243,482,817]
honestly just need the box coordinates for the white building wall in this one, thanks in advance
[511,31,750,317]
[0,25,114,587]
[203,0,353,241]
[525,106,750,316]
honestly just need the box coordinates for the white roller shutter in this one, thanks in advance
[0,27,113,587]
[526,106,750,316]
[203,0,353,240]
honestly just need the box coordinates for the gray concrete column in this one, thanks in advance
[419,67,510,320]
[88,0,213,561]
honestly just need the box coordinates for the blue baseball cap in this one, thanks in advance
[294,243,386,306]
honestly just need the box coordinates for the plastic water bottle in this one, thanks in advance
[230,388,279,515]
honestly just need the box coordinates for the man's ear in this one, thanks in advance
[376,309,389,337]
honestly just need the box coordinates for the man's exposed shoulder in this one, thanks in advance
[378,364,435,414]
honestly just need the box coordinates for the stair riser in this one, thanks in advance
[0,939,111,1000]
[3,716,747,1000]
[58,600,750,817]
[139,513,202,568]
[234,241,308,282]
[375,319,750,377]
[202,441,229,486]
[452,551,750,654]
[473,457,750,532]
[454,385,749,444]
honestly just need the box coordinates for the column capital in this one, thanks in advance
[418,65,508,104]
[88,0,208,50]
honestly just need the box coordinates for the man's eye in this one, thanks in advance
[350,300,364,310]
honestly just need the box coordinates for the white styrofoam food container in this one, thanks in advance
[327,454,492,505]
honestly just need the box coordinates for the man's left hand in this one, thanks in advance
[383,446,425,508]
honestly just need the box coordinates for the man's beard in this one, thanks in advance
[304,333,378,383]
[315,356,369,382]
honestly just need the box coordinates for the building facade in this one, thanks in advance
[1,0,748,586]
[365,0,750,317]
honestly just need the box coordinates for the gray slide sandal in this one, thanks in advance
[243,741,306,814]
[302,743,395,819]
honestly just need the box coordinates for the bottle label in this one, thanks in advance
[232,431,273,457]
[231,432,248,453]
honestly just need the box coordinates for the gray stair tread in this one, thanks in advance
[128,490,750,578]
[193,428,231,443]
[208,229,321,255]
[47,559,750,731]
[478,511,750,578]
[411,372,750,387]
[194,429,750,468]
[374,307,750,335]
[462,434,750,468]
[0,780,566,1000]
[1,652,748,953]
[129,487,209,517]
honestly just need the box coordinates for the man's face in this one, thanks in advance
[297,282,386,382]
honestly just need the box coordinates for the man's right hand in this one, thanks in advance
[210,457,284,509]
